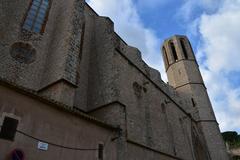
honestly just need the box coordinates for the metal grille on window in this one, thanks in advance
[23,0,49,33]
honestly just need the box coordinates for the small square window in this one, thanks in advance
[0,117,19,141]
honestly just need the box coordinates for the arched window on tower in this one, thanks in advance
[22,0,50,33]
[162,46,169,67]
[169,41,178,61]
[180,39,188,59]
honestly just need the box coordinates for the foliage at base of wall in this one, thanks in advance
[233,156,240,160]
[222,131,240,149]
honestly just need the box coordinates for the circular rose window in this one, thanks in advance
[11,149,25,160]
[10,42,36,64]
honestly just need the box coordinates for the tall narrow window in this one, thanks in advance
[23,0,50,33]
[161,103,166,114]
[0,117,19,141]
[191,98,196,107]
[170,42,178,61]
[98,144,104,160]
[162,46,169,66]
[180,39,188,59]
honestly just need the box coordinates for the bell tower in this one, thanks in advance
[161,35,229,160]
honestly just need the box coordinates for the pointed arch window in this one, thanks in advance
[169,41,178,61]
[180,39,188,59]
[162,46,169,67]
[22,0,50,33]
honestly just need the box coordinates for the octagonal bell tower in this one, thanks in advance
[161,35,229,160]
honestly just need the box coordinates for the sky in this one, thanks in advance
[86,0,240,133]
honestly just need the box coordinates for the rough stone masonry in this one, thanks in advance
[0,0,229,160]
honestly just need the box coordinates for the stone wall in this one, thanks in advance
[0,1,228,160]
[0,84,117,160]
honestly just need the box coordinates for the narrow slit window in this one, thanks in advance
[22,0,50,33]
[191,98,196,107]
[170,42,178,61]
[161,103,166,114]
[162,47,169,66]
[98,144,104,160]
[0,117,19,141]
[180,39,188,59]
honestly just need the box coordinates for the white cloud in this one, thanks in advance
[200,67,240,131]
[135,0,172,9]
[195,0,240,131]
[178,0,224,21]
[87,0,166,80]
[199,2,240,72]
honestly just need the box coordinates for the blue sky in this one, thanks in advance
[87,0,240,133]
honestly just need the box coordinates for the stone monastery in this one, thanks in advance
[0,0,229,159]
